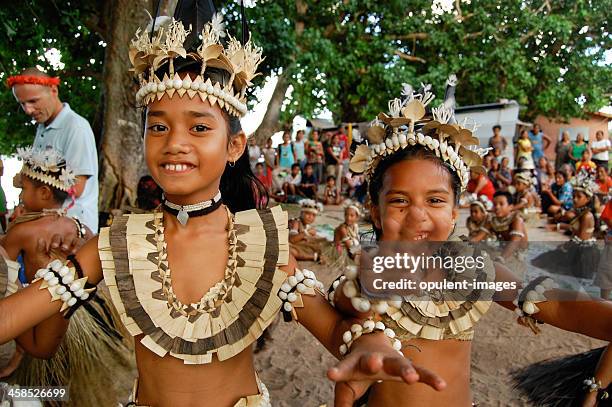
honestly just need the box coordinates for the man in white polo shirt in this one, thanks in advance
[9,67,99,232]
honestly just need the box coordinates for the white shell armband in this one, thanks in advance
[339,319,403,357]
[327,275,346,306]
[513,276,557,334]
[278,269,325,322]
[330,265,390,314]
[32,259,96,318]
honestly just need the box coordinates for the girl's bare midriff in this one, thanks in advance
[368,338,473,407]
[134,341,259,407]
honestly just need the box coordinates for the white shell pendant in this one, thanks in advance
[177,209,189,226]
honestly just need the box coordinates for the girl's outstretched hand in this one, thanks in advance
[327,332,446,407]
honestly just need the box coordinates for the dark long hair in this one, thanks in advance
[367,145,461,240]
[221,114,269,212]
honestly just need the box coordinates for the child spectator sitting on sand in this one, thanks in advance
[298,163,318,199]
[288,199,326,263]
[322,175,342,205]
[282,163,302,197]
[466,197,494,242]
[333,203,361,263]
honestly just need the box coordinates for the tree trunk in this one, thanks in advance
[251,1,308,145]
[98,0,152,212]
[252,71,290,145]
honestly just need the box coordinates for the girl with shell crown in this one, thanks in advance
[465,197,494,242]
[532,172,601,280]
[512,171,540,226]
[328,80,612,406]
[0,147,132,406]
[0,4,447,406]
[333,202,362,263]
[288,199,327,263]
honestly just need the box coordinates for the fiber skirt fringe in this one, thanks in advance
[512,347,611,407]
[531,242,601,279]
[9,293,135,407]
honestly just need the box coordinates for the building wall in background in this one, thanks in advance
[535,113,610,159]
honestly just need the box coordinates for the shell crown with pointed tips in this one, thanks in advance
[571,171,599,197]
[17,146,76,192]
[349,84,488,191]
[130,14,264,118]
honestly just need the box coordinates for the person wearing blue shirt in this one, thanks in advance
[541,170,573,217]
[10,67,99,232]
[528,123,552,162]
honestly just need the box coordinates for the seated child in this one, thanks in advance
[289,199,326,262]
[322,175,342,205]
[513,172,539,224]
[345,173,364,199]
[466,198,493,242]
[282,163,302,196]
[298,163,318,199]
[483,191,528,276]
[333,203,361,262]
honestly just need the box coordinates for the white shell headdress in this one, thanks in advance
[349,77,488,192]
[571,171,599,197]
[300,199,324,214]
[130,12,263,118]
[17,146,76,192]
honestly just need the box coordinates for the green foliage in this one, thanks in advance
[0,0,104,154]
[227,0,611,123]
[0,0,609,155]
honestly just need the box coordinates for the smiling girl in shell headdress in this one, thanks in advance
[0,2,448,406]
[327,78,612,406]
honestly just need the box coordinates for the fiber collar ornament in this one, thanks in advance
[17,146,76,192]
[349,77,489,191]
[130,13,263,117]
[7,75,60,88]
[162,191,222,225]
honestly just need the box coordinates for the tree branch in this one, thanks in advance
[389,33,429,41]
[464,31,483,40]
[520,29,538,44]
[394,50,426,64]
[455,0,463,20]
[295,0,307,37]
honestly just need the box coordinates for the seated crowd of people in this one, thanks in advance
[463,126,611,299]
[248,128,367,206]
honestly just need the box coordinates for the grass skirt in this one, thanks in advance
[8,294,135,406]
[512,347,611,406]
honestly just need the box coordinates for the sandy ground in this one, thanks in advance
[1,206,607,406]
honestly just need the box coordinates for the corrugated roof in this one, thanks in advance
[307,118,337,130]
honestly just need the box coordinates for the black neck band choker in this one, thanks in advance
[162,191,223,225]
